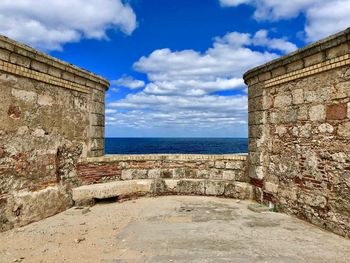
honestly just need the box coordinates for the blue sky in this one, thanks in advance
[1,0,349,137]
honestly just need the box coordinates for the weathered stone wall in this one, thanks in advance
[77,154,253,199]
[244,28,350,237]
[0,36,109,231]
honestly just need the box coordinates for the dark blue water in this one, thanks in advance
[105,138,248,154]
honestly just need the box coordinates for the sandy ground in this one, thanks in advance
[1,196,350,263]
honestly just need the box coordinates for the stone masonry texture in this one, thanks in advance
[0,35,109,231]
[76,154,252,200]
[244,27,350,238]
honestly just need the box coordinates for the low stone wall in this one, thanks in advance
[244,28,350,237]
[0,35,109,231]
[76,154,253,199]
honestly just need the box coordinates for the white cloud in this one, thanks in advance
[107,30,296,136]
[0,0,137,51]
[220,0,251,7]
[219,0,350,41]
[305,1,350,41]
[112,76,145,89]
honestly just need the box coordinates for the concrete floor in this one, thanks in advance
[1,196,350,263]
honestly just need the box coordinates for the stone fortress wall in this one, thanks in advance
[1,28,350,238]
[0,36,108,231]
[244,28,350,237]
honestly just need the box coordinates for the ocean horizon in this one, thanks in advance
[105,137,248,155]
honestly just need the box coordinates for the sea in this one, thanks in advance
[105,138,248,155]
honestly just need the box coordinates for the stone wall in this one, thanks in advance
[0,36,109,231]
[77,154,253,199]
[244,28,350,237]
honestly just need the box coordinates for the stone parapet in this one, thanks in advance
[0,35,109,91]
[77,154,249,185]
[85,154,247,162]
[244,27,350,86]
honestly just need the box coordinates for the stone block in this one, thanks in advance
[0,48,10,60]
[90,126,104,138]
[271,66,286,77]
[264,182,278,194]
[222,170,235,180]
[348,102,350,118]
[224,182,254,199]
[286,60,303,73]
[121,169,148,180]
[74,76,86,86]
[176,179,205,195]
[326,104,347,120]
[10,53,31,68]
[205,180,226,196]
[309,105,325,122]
[161,169,175,178]
[258,71,271,82]
[297,107,308,121]
[248,97,262,112]
[246,75,259,86]
[226,161,243,170]
[249,111,265,125]
[11,88,37,102]
[5,186,72,228]
[92,89,105,103]
[72,180,154,201]
[90,113,104,126]
[304,52,324,67]
[37,94,53,106]
[91,101,105,114]
[248,84,263,98]
[326,43,349,59]
[248,152,262,165]
[163,179,179,193]
[148,169,161,179]
[31,61,48,73]
[214,161,226,169]
[249,125,263,138]
[48,67,62,78]
[318,123,334,133]
[91,138,104,150]
[274,94,292,108]
[62,71,75,82]
[337,122,350,137]
[292,89,304,105]
[249,165,264,180]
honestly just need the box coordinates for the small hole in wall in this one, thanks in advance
[94,197,118,204]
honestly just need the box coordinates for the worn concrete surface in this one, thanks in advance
[1,196,350,263]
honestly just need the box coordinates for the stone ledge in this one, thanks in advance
[81,154,248,163]
[72,179,254,203]
[264,54,350,88]
[0,35,109,91]
[243,27,350,85]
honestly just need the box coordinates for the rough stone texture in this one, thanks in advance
[245,28,350,238]
[74,155,252,203]
[77,154,248,185]
[0,35,109,231]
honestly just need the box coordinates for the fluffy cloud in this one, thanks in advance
[107,30,296,136]
[0,0,137,50]
[112,76,145,89]
[219,0,350,41]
